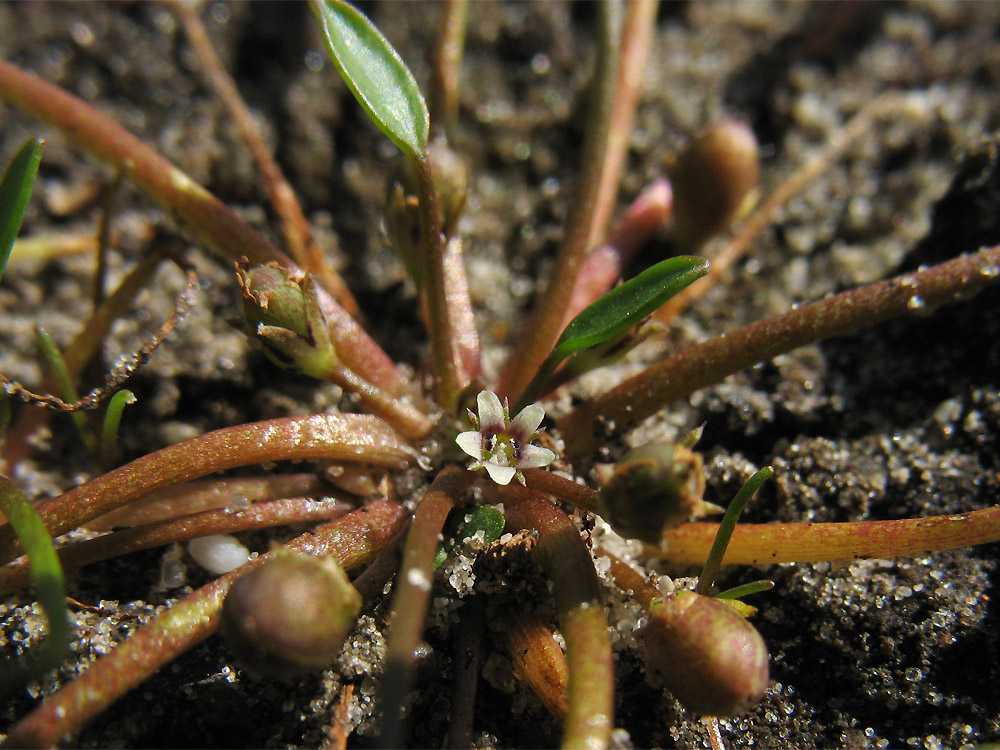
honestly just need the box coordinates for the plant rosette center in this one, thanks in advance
[456,390,555,486]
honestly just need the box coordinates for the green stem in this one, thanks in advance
[413,154,465,410]
[380,467,469,748]
[1,500,408,749]
[98,389,136,466]
[33,326,94,454]
[694,467,773,596]
[0,414,412,564]
[500,485,614,750]
[498,0,624,404]
[0,477,70,693]
[429,0,470,141]
[560,245,1000,456]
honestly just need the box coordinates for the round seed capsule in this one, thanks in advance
[643,590,769,716]
[221,552,361,679]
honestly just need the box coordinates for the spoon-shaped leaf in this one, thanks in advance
[514,256,709,410]
[0,137,44,284]
[313,0,428,160]
[0,475,70,693]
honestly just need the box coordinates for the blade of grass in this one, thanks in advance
[0,137,44,284]
[98,389,136,467]
[313,0,428,160]
[33,326,95,455]
[514,255,708,411]
[694,467,773,596]
[0,476,70,694]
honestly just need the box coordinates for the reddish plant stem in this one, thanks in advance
[446,597,484,750]
[498,0,623,403]
[413,155,466,411]
[500,485,614,749]
[84,473,330,531]
[0,414,412,564]
[0,496,353,596]
[588,0,659,247]
[529,470,1000,565]
[429,0,470,141]
[524,468,601,512]
[657,505,1000,566]
[562,179,672,335]
[0,59,407,395]
[1,500,408,749]
[169,1,359,317]
[597,547,661,610]
[560,245,1000,456]
[380,467,469,748]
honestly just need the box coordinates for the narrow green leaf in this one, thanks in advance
[714,579,775,600]
[35,326,95,455]
[554,256,708,359]
[695,466,774,596]
[0,475,71,693]
[0,137,44,284]
[100,389,137,465]
[313,0,428,160]
[514,256,708,410]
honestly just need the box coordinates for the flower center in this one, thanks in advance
[483,431,521,467]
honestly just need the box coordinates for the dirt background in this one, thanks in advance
[1,1,1000,748]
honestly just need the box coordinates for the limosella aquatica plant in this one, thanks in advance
[1,2,1000,748]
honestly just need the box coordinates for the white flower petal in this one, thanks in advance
[509,403,545,438]
[476,390,506,431]
[483,463,518,485]
[455,431,484,459]
[517,444,556,469]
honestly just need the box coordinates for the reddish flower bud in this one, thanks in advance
[643,590,769,716]
[668,120,760,252]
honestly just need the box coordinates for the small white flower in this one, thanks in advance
[456,390,556,485]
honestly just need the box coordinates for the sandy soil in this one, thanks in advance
[1,2,999,748]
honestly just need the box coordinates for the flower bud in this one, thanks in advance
[595,443,713,544]
[221,552,361,679]
[235,260,337,379]
[668,120,760,252]
[643,590,769,716]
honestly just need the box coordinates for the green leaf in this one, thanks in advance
[314,0,428,160]
[0,475,71,693]
[455,505,505,546]
[514,256,709,410]
[101,389,137,465]
[433,505,506,569]
[0,137,44,284]
[554,256,708,357]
